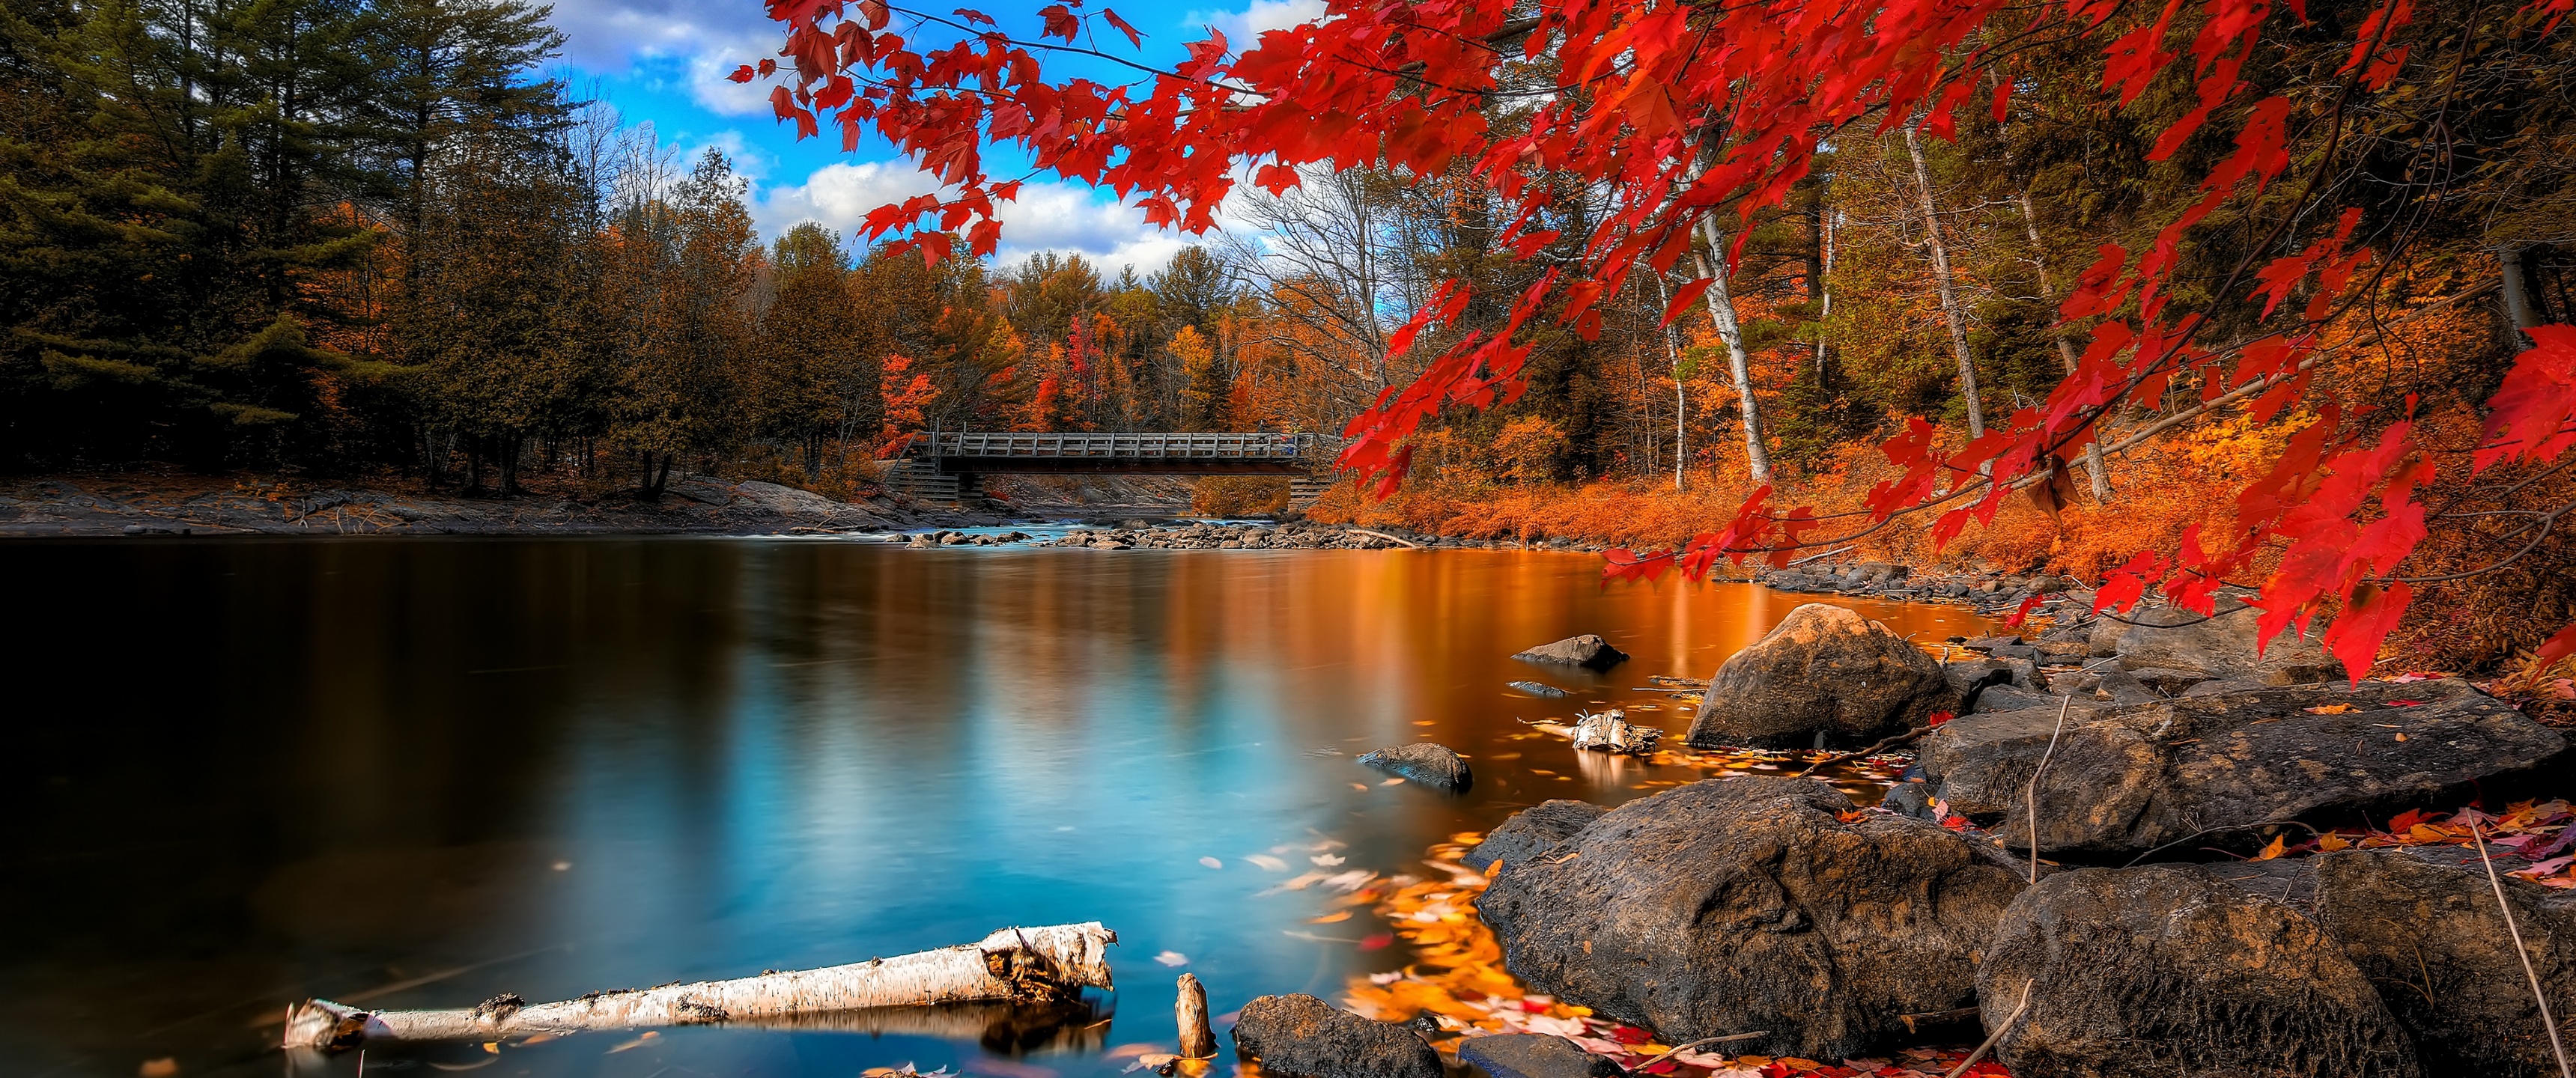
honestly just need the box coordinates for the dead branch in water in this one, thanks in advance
[282,923,1117,1050]
[1790,724,1941,778]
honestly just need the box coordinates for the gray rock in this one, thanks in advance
[1463,800,1605,871]
[1689,603,1962,749]
[1456,1034,1623,1078]
[1508,680,1570,698]
[2310,847,2576,1078]
[1970,684,2061,714]
[1879,782,1937,820]
[1230,994,1442,1078]
[1979,865,2419,1078]
[1358,743,1472,791]
[2124,666,2212,695]
[2089,598,2342,683]
[1477,777,2023,1059]
[1511,634,1630,671]
[2089,667,2165,706]
[1944,680,2563,856]
[1917,703,2103,820]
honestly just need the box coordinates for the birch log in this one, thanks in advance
[282,922,1117,1050]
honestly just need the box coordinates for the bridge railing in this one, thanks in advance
[904,432,1336,461]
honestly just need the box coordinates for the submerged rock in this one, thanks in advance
[1511,634,1630,671]
[2312,846,2576,1078]
[1463,800,1605,871]
[1477,777,2022,1059]
[2089,598,2342,683]
[1508,680,1570,698]
[1455,1033,1623,1078]
[1979,865,2419,1078]
[1358,743,1473,791]
[1230,994,1442,1078]
[1954,680,2565,856]
[1688,603,1960,749]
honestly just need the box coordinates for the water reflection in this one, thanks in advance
[0,539,1987,1078]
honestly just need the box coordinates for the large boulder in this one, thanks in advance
[2089,598,2342,683]
[1688,603,1961,749]
[1979,865,2419,1078]
[2311,847,2576,1078]
[1358,743,1473,791]
[1230,994,1442,1078]
[1512,634,1630,671]
[1463,800,1605,871]
[1922,680,2563,856]
[1477,777,2023,1059]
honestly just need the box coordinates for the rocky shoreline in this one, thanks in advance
[1218,608,2575,1078]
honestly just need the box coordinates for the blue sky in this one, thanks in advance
[547,0,1328,271]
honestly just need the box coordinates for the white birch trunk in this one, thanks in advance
[1653,272,1689,490]
[1690,218,1772,483]
[1903,126,1985,441]
[282,922,1117,1050]
[2014,190,2113,503]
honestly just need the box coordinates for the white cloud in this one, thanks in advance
[546,0,778,115]
[1185,0,1328,44]
[752,162,1203,274]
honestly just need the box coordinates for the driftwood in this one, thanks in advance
[1570,709,1661,754]
[1175,973,1218,1059]
[282,923,1117,1050]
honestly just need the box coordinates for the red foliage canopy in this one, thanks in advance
[737,0,2576,677]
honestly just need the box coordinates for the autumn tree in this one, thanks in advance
[755,222,877,472]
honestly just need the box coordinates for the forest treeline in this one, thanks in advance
[4,0,2569,510]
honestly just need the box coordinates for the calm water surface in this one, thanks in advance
[1,538,1989,1078]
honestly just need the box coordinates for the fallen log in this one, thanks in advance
[282,922,1117,1050]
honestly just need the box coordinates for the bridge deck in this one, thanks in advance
[902,432,1334,475]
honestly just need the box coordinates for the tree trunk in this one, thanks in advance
[2502,245,2541,347]
[1690,219,1772,483]
[282,923,1117,1050]
[1903,126,1985,442]
[1653,273,1689,491]
[2014,190,2113,504]
[1817,205,1835,383]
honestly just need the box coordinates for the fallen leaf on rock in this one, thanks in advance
[2306,703,2362,713]
[2253,834,2287,860]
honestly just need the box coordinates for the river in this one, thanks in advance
[1,537,1989,1078]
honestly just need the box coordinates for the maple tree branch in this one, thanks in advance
[882,4,1263,95]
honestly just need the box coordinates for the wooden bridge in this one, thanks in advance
[879,431,1341,506]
